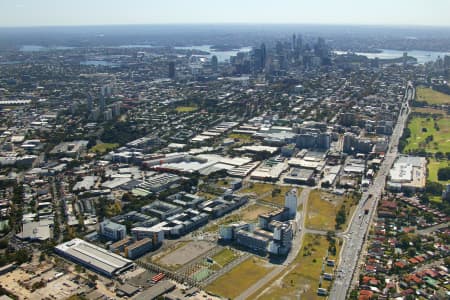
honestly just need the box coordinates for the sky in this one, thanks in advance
[0,0,449,27]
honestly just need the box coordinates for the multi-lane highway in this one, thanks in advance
[329,84,413,300]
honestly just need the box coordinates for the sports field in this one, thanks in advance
[90,143,119,154]
[175,106,198,112]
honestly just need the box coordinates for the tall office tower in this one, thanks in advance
[444,55,450,68]
[285,189,298,218]
[168,61,176,79]
[99,94,105,113]
[87,93,93,111]
[101,85,112,98]
[253,48,263,72]
[402,52,408,67]
[296,34,303,52]
[261,43,266,69]
[314,37,328,58]
[343,132,357,154]
[211,55,218,72]
[259,43,266,70]
[103,109,113,121]
[276,41,283,56]
[112,101,121,117]
[292,33,296,51]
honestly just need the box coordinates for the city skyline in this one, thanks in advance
[1,0,450,27]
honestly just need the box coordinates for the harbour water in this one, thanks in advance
[80,60,118,67]
[19,44,449,64]
[334,49,450,64]
[174,45,252,62]
[19,44,252,62]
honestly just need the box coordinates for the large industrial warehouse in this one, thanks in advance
[55,238,134,277]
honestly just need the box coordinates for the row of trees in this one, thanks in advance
[398,127,411,153]
[9,184,24,234]
[335,205,347,230]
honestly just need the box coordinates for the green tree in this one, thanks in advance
[335,205,346,229]
[438,167,450,181]
[39,252,46,262]
[0,239,8,249]
[444,257,450,268]
[15,249,31,264]
[425,181,443,196]
[407,247,416,257]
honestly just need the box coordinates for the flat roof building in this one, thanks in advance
[141,201,183,220]
[283,168,314,185]
[100,219,127,242]
[125,238,153,259]
[387,156,427,192]
[55,238,133,277]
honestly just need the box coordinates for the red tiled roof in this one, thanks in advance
[401,289,415,296]
[360,290,374,297]
[424,269,438,278]
[408,258,419,264]
[415,256,425,262]
[381,200,397,209]
[366,265,376,271]
[406,274,422,284]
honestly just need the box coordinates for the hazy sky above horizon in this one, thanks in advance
[1,0,449,27]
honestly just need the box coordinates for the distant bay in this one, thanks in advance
[174,45,252,62]
[334,49,450,64]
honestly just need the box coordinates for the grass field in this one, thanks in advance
[206,257,273,299]
[196,191,219,199]
[240,204,276,221]
[202,204,275,233]
[240,183,300,206]
[90,143,119,154]
[215,179,231,188]
[211,248,238,267]
[192,268,211,282]
[202,214,241,233]
[240,182,274,196]
[306,190,358,231]
[430,196,443,204]
[427,158,450,184]
[175,106,198,113]
[254,234,340,300]
[228,133,256,143]
[404,116,450,153]
[416,86,450,105]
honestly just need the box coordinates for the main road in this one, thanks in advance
[329,83,413,300]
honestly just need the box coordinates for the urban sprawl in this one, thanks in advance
[0,31,449,300]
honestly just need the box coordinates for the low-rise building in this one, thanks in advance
[55,238,133,277]
[100,219,127,242]
[125,238,153,259]
[387,156,427,192]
